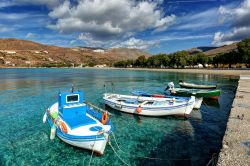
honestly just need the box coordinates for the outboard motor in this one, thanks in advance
[165,82,176,94]
[165,82,175,91]
[168,82,175,90]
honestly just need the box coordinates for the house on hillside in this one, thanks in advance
[34,51,41,54]
[93,49,105,53]
[0,50,16,54]
[94,64,107,68]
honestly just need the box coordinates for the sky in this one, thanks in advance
[0,0,250,54]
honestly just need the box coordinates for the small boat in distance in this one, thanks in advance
[43,88,113,155]
[103,93,196,116]
[131,90,203,109]
[169,88,221,99]
[166,82,220,99]
[179,80,217,89]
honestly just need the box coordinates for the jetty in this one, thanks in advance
[217,75,250,165]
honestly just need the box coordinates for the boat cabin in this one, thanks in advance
[58,91,96,128]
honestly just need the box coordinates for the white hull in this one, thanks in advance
[194,98,203,109]
[103,93,195,116]
[57,133,109,155]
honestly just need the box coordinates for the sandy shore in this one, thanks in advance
[112,68,250,76]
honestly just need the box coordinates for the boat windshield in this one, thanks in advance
[67,94,79,103]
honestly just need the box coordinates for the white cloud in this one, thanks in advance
[25,32,39,38]
[48,0,176,43]
[49,0,70,18]
[159,34,213,41]
[14,0,62,8]
[0,26,9,32]
[113,37,159,50]
[0,1,15,8]
[0,12,29,20]
[212,0,250,46]
[78,33,105,47]
[175,7,220,30]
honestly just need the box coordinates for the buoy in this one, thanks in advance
[43,112,47,123]
[50,125,56,140]
[136,106,142,113]
[60,121,68,133]
[101,112,109,125]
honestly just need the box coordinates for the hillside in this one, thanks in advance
[204,43,238,57]
[0,38,150,67]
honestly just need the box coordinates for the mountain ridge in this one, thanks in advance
[0,38,150,67]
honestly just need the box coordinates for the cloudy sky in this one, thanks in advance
[0,0,249,53]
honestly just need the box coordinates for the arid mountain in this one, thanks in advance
[204,43,238,57]
[0,38,150,67]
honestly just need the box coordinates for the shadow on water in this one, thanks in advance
[137,83,237,166]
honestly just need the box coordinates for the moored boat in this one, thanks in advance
[179,80,217,89]
[43,89,113,155]
[103,93,196,116]
[169,88,221,99]
[131,90,203,109]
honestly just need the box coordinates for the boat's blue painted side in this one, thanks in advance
[46,90,113,143]
[86,107,113,133]
[47,115,106,142]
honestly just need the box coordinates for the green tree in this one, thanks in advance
[237,38,250,67]
[134,55,147,67]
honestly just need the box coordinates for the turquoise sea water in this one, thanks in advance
[0,68,238,166]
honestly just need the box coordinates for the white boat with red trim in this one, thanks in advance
[103,93,196,116]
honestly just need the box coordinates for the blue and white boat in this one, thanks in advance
[43,89,113,155]
[103,93,196,116]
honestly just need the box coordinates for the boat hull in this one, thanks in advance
[171,89,221,99]
[57,133,109,155]
[103,94,195,116]
[179,82,217,89]
[194,98,203,109]
[131,90,202,109]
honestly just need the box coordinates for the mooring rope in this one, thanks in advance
[108,140,131,166]
[88,135,97,166]
[206,153,217,166]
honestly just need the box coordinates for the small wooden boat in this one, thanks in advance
[103,93,196,116]
[179,81,217,89]
[43,89,113,155]
[131,90,203,109]
[169,88,221,99]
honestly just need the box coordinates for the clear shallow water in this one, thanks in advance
[0,68,238,166]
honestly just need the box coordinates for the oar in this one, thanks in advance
[84,101,113,116]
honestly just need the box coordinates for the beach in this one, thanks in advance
[115,68,250,76]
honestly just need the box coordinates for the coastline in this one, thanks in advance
[1,67,250,76]
[114,68,250,76]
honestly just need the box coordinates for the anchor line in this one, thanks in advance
[88,135,97,166]
[206,153,217,166]
[108,140,131,166]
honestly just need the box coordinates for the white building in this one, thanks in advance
[0,50,16,54]
[93,49,105,53]
[94,64,107,68]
